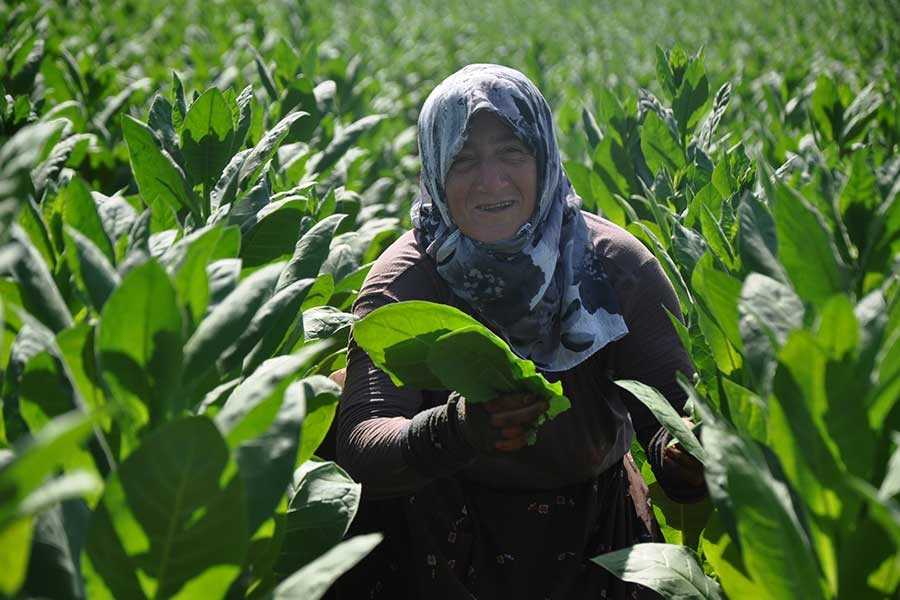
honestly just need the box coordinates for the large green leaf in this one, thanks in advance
[736,193,788,285]
[241,278,316,375]
[354,301,569,418]
[772,332,847,479]
[215,348,324,448]
[0,120,67,242]
[293,376,341,467]
[330,261,375,308]
[276,214,346,292]
[9,226,72,333]
[83,417,247,600]
[699,203,737,271]
[148,94,184,167]
[270,533,382,600]
[219,278,315,375]
[242,505,287,599]
[182,261,284,388]
[320,242,359,283]
[210,149,252,212]
[655,45,678,101]
[3,319,58,443]
[351,300,492,390]
[181,87,236,194]
[18,350,78,434]
[834,467,900,597]
[591,543,724,599]
[63,226,120,313]
[642,110,684,175]
[32,132,94,197]
[240,198,308,268]
[429,327,569,418]
[233,85,254,150]
[97,260,183,442]
[0,413,100,598]
[615,379,704,464]
[306,114,386,176]
[810,75,842,145]
[124,211,153,268]
[671,221,708,280]
[20,499,90,600]
[770,178,848,306]
[695,393,828,599]
[816,298,879,480]
[162,225,240,332]
[691,252,743,366]
[699,512,759,599]
[590,132,637,226]
[765,393,844,591]
[19,194,56,271]
[672,48,709,134]
[275,461,360,575]
[737,273,804,393]
[94,193,139,250]
[0,411,98,527]
[215,352,323,535]
[56,325,106,425]
[299,273,334,310]
[205,258,241,312]
[60,177,115,264]
[839,151,880,256]
[720,377,767,444]
[238,111,308,191]
[0,515,33,597]
[302,306,355,343]
[841,82,883,146]
[738,273,803,348]
[123,115,198,217]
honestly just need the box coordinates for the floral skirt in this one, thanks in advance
[337,454,662,600]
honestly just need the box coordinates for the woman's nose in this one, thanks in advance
[475,157,508,192]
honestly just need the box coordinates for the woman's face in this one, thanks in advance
[444,111,537,242]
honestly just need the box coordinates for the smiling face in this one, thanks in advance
[444,111,538,242]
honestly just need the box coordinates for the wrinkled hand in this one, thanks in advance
[662,417,705,488]
[455,392,548,454]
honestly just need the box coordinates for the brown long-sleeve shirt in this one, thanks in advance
[337,213,697,498]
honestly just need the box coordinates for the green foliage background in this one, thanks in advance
[1,0,899,598]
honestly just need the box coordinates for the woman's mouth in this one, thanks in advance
[476,200,515,212]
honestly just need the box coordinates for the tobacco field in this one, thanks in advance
[1,0,898,598]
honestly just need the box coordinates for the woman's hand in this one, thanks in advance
[652,416,706,501]
[662,444,705,488]
[455,392,548,454]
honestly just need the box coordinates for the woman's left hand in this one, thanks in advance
[484,393,549,451]
[456,393,548,454]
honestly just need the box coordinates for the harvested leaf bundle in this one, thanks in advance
[353,300,571,422]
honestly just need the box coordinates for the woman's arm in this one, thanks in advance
[615,257,706,503]
[337,332,475,498]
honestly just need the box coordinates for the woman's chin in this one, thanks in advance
[465,222,520,243]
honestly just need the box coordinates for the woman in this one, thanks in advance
[336,64,705,599]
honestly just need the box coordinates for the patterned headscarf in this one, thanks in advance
[411,64,627,372]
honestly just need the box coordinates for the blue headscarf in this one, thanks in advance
[411,64,628,372]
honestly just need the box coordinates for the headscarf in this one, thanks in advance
[411,64,627,372]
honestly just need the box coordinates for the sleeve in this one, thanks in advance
[336,265,476,499]
[614,258,706,503]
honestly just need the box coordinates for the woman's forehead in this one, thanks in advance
[462,112,522,145]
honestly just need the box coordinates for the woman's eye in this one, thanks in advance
[451,156,475,170]
[501,146,529,160]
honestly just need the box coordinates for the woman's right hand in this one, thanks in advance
[454,392,549,454]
